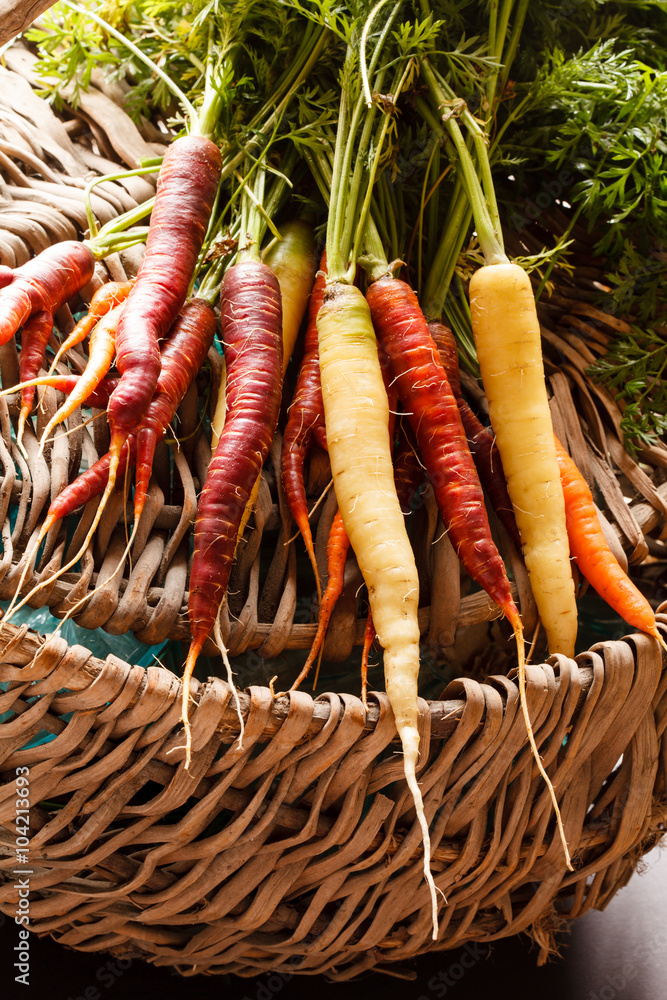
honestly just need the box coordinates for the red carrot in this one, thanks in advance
[554,436,667,648]
[281,255,327,595]
[0,241,95,345]
[0,266,13,289]
[393,421,424,516]
[16,310,53,449]
[6,299,216,625]
[133,298,216,523]
[39,300,215,531]
[48,280,133,376]
[106,136,222,447]
[429,319,522,551]
[43,438,137,527]
[366,276,523,644]
[184,260,283,759]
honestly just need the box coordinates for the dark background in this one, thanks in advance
[3,842,666,1000]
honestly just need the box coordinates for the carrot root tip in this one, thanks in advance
[181,642,202,772]
[213,617,244,752]
[652,628,667,656]
[514,622,573,871]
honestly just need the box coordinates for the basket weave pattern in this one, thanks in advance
[1,620,666,976]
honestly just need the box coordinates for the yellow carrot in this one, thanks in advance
[263,219,318,367]
[317,279,438,937]
[469,261,578,657]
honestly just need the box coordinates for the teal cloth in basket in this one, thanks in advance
[1,601,168,749]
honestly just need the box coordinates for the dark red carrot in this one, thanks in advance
[281,255,327,595]
[6,300,216,628]
[429,319,522,552]
[48,280,133,375]
[311,422,328,453]
[106,136,222,447]
[0,241,95,345]
[133,298,216,524]
[16,309,53,448]
[393,421,424,515]
[184,260,283,757]
[366,276,522,642]
[377,337,399,438]
[62,134,223,590]
[0,266,13,289]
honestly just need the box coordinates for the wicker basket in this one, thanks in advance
[1,45,667,980]
[0,618,666,978]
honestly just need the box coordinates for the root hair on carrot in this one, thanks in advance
[214,616,245,751]
[512,616,573,872]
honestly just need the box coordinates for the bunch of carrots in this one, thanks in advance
[0,0,665,939]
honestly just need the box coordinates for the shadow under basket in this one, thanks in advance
[1,615,667,979]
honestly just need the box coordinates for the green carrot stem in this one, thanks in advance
[195,53,235,142]
[86,227,150,257]
[84,165,160,238]
[427,63,502,245]
[486,0,515,115]
[352,61,411,272]
[444,278,477,373]
[82,196,155,258]
[341,91,380,257]
[326,5,401,282]
[380,173,399,262]
[94,197,155,238]
[417,67,506,265]
[327,54,355,281]
[498,0,529,98]
[197,257,227,307]
[425,142,441,275]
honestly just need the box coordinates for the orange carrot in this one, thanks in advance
[360,607,376,708]
[48,280,133,376]
[291,508,351,691]
[555,436,666,647]
[37,303,121,453]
